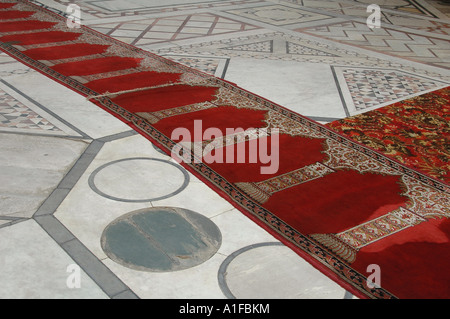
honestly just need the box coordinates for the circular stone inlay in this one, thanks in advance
[101,207,222,272]
[219,243,345,299]
[89,157,189,202]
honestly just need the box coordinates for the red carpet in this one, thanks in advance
[327,87,450,184]
[1,0,448,299]
[0,30,82,45]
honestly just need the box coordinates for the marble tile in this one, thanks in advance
[90,158,189,202]
[224,57,347,118]
[297,20,450,69]
[102,252,227,299]
[54,0,266,20]
[0,60,35,77]
[0,220,107,299]
[55,183,151,260]
[3,72,131,139]
[93,133,171,162]
[88,0,148,12]
[2,0,449,300]
[89,13,260,46]
[289,0,442,18]
[425,0,450,18]
[0,80,83,137]
[227,4,333,26]
[156,31,450,82]
[0,134,87,219]
[53,133,177,258]
[223,244,346,299]
[152,179,235,219]
[212,209,279,256]
[332,65,449,115]
[161,54,231,77]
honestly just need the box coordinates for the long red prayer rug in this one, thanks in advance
[1,0,449,299]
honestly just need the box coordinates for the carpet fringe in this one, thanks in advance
[310,233,358,264]
[235,182,271,204]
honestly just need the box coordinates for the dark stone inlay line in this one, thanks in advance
[28,131,144,299]
[88,157,190,203]
[0,216,29,229]
[218,242,284,299]
[0,79,91,140]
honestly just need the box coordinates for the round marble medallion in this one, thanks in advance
[101,207,222,272]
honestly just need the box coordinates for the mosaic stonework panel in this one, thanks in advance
[298,21,450,69]
[226,4,332,26]
[162,55,230,77]
[0,89,63,132]
[425,0,450,18]
[157,32,450,83]
[403,20,450,36]
[292,2,450,35]
[90,13,260,46]
[284,0,441,18]
[222,40,274,53]
[335,67,448,112]
[53,0,265,19]
[286,42,339,56]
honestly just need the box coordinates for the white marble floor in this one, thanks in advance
[0,0,449,300]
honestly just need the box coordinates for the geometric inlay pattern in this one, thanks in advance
[405,20,450,36]
[286,0,438,17]
[53,0,266,19]
[298,21,450,69]
[163,56,222,75]
[342,68,445,110]
[286,42,338,56]
[227,4,331,26]
[425,0,450,18]
[157,32,450,84]
[290,2,449,35]
[90,13,259,46]
[223,40,273,53]
[0,89,62,132]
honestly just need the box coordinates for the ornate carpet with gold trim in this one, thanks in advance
[1,0,449,299]
[327,87,450,184]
